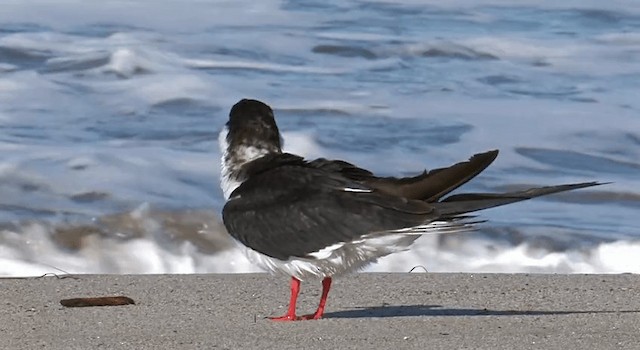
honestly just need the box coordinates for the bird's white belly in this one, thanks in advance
[235,233,421,281]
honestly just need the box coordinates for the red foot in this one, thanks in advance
[267,314,321,321]
[299,313,323,320]
[268,314,300,322]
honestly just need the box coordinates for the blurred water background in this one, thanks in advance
[1,0,639,276]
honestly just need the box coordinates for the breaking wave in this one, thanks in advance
[2,206,638,277]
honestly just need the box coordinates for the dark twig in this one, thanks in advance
[408,265,429,273]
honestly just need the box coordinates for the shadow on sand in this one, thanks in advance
[324,304,640,319]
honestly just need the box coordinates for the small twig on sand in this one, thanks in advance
[0,273,80,280]
[408,265,429,273]
[0,264,79,280]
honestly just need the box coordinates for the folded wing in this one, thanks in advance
[223,163,441,260]
[309,150,499,202]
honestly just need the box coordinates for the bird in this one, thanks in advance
[219,98,600,321]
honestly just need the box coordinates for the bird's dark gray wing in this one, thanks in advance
[308,150,499,202]
[307,158,374,180]
[222,165,439,261]
[363,150,499,201]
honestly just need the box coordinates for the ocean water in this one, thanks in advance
[1,0,639,276]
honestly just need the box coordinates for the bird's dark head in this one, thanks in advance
[225,99,282,153]
[219,99,283,198]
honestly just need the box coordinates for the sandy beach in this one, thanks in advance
[1,273,638,349]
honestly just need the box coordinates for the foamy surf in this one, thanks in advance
[1,205,638,277]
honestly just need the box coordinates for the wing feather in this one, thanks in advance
[223,164,438,260]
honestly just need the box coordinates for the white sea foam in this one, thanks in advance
[2,220,639,277]
[368,236,640,274]
[184,59,347,75]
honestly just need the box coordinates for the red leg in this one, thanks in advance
[268,277,301,321]
[300,277,332,320]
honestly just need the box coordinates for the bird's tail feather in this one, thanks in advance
[433,181,603,217]
[381,216,484,236]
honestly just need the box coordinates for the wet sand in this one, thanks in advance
[1,273,638,349]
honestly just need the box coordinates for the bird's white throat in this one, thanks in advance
[218,126,276,199]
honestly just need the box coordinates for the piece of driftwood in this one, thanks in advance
[60,296,135,307]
